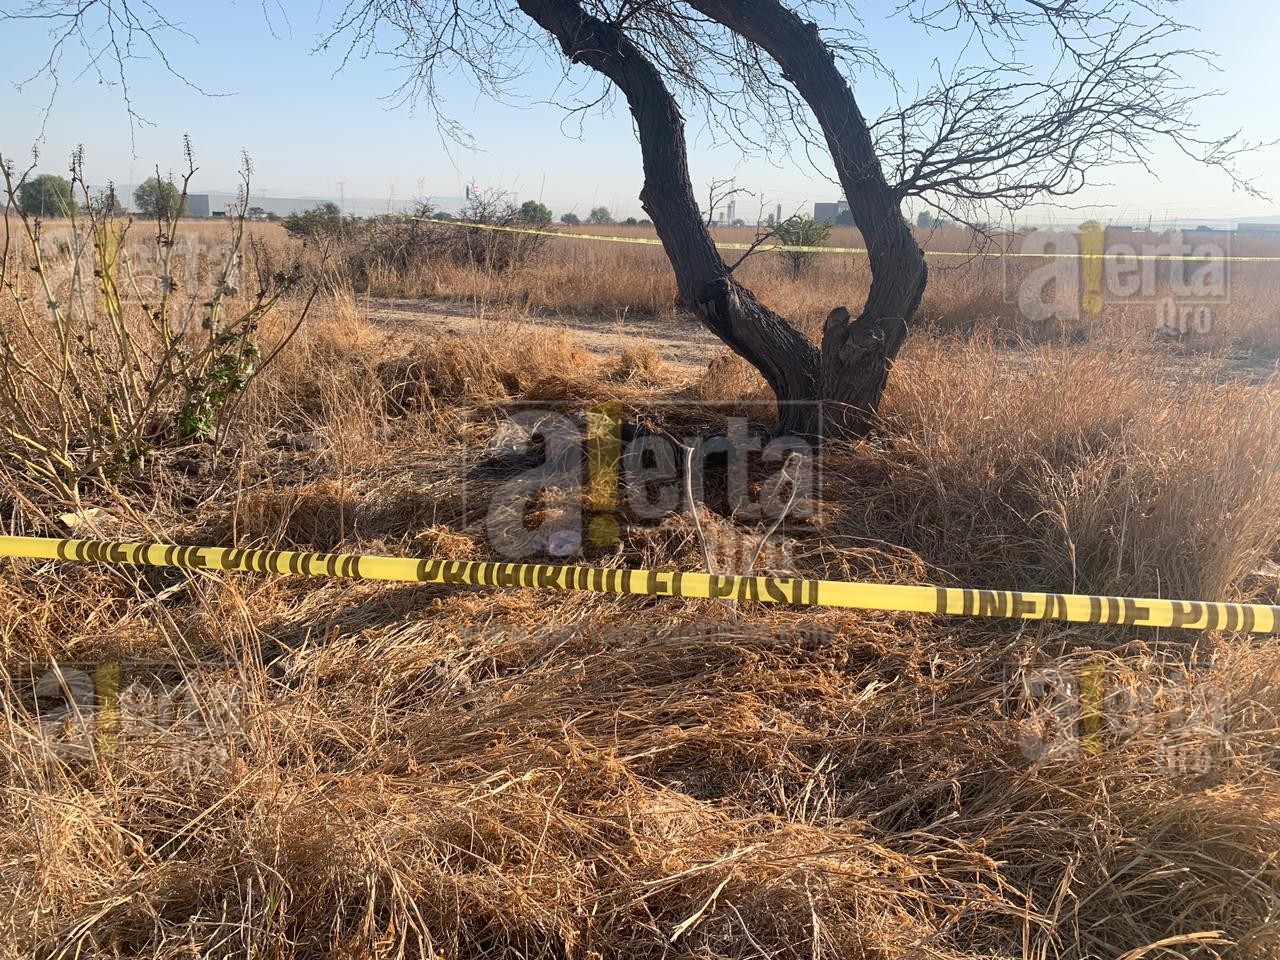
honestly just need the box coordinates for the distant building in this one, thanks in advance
[814,200,849,223]
[156,192,320,219]
[129,188,460,219]
[1236,222,1280,236]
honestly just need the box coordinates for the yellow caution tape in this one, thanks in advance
[415,217,1280,262]
[2,535,1276,633]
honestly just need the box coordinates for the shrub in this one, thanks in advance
[775,215,831,278]
[283,202,360,241]
[336,208,449,290]
[587,206,613,225]
[0,151,311,503]
[326,195,548,293]
[560,212,581,225]
[450,189,547,271]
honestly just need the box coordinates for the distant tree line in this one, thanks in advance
[7,174,656,233]
[9,172,185,219]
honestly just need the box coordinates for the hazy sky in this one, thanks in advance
[2,0,1277,223]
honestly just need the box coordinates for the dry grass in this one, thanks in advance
[377,221,1280,355]
[870,338,1280,601]
[2,215,1280,958]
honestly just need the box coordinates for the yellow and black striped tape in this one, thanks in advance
[2,535,1276,634]
[415,217,1280,263]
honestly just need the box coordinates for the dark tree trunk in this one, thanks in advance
[516,0,822,437]
[683,0,929,439]
[517,0,927,440]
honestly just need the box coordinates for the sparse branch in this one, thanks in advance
[2,0,222,143]
[704,177,752,226]
[726,222,785,273]
[874,12,1268,227]
[319,0,527,142]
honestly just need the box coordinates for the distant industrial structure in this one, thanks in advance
[125,187,441,218]
[807,202,1280,237]
[813,199,850,223]
[156,193,323,218]
[184,195,213,218]
[1236,222,1280,237]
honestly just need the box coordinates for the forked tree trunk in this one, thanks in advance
[516,0,822,436]
[517,0,925,441]
[686,0,928,439]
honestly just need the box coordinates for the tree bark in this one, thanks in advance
[516,0,823,436]
[686,0,928,438]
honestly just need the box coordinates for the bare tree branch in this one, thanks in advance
[871,4,1269,228]
[2,0,225,146]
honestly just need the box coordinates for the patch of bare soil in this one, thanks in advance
[361,297,722,370]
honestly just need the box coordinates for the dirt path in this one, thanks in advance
[359,297,721,370]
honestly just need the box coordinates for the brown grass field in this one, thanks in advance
[359,220,1280,357]
[2,212,1280,958]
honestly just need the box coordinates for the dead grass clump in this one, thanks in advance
[226,477,355,550]
[691,350,772,406]
[412,524,480,560]
[608,342,666,384]
[832,338,1280,601]
[218,461,488,554]
[1036,386,1280,601]
[377,328,593,412]
[247,293,387,419]
[621,509,794,578]
[0,565,170,662]
[916,265,1020,335]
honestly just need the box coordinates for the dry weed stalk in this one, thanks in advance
[0,149,312,507]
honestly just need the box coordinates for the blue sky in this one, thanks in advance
[2,0,1277,224]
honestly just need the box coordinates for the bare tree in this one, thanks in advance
[6,0,1260,439]
[360,0,1258,438]
[677,0,929,438]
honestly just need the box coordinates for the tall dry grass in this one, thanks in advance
[2,214,1280,958]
